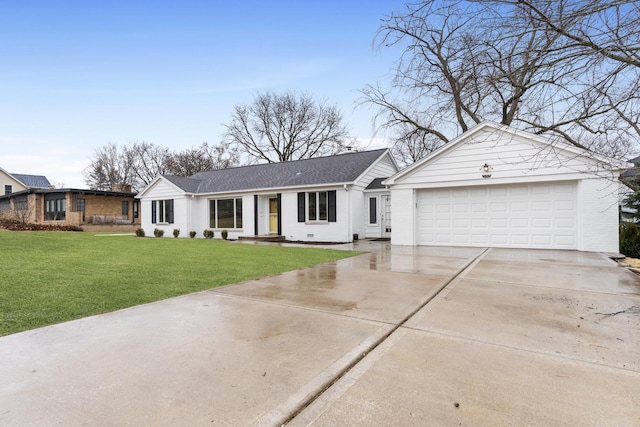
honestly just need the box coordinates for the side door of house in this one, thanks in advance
[382,194,391,238]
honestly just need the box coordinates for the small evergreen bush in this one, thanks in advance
[221,229,228,240]
[203,229,214,239]
[189,231,196,238]
[173,229,180,238]
[135,228,145,237]
[153,228,164,238]
[620,222,640,258]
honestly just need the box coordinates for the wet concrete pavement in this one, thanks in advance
[1,241,639,426]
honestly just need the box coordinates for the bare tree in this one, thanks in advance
[84,141,238,191]
[362,0,640,164]
[223,91,350,163]
[83,143,137,191]
[128,141,171,187]
[164,142,239,177]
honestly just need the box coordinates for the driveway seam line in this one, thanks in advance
[276,247,492,426]
[398,327,640,373]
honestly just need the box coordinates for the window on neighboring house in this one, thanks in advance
[77,198,85,222]
[0,199,10,211]
[122,201,129,218]
[133,201,139,219]
[209,198,243,229]
[298,190,336,223]
[4,185,12,195]
[44,194,66,221]
[13,195,28,212]
[151,199,174,224]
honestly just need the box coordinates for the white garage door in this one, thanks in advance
[417,182,577,249]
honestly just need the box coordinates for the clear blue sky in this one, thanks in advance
[0,0,406,187]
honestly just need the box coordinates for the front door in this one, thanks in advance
[269,198,278,234]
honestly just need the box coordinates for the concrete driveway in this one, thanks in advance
[1,241,639,426]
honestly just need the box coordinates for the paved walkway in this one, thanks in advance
[1,242,639,426]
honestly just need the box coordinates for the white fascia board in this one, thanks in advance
[136,175,190,199]
[194,182,354,198]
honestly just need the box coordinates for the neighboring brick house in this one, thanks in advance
[0,187,140,227]
[0,167,140,227]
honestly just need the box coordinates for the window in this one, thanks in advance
[44,194,66,221]
[4,185,12,195]
[209,198,242,229]
[151,200,174,224]
[308,192,328,221]
[77,198,85,222]
[122,201,129,218]
[13,195,28,212]
[298,190,336,223]
[0,199,9,211]
[133,201,139,219]
[369,197,377,224]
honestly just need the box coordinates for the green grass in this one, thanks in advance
[0,231,361,336]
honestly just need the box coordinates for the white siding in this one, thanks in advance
[397,128,600,188]
[579,178,620,253]
[280,188,351,242]
[353,153,398,190]
[140,179,187,237]
[390,189,415,246]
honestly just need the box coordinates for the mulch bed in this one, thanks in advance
[0,219,82,232]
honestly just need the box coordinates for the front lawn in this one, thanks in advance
[0,231,360,336]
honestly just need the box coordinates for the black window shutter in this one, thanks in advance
[253,195,258,235]
[277,193,282,235]
[151,200,157,224]
[167,199,174,224]
[328,190,337,222]
[297,192,305,222]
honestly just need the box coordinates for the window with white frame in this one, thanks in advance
[151,199,174,224]
[308,191,328,221]
[209,198,242,229]
[297,190,336,223]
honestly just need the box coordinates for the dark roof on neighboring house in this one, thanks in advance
[365,177,389,190]
[164,149,389,194]
[0,188,137,201]
[629,155,640,165]
[11,173,51,188]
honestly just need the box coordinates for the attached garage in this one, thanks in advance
[387,122,628,253]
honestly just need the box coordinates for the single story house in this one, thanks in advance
[136,149,399,242]
[385,121,628,253]
[0,186,140,227]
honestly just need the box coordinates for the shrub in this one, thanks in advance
[189,231,196,238]
[135,228,145,237]
[173,229,180,238]
[153,228,164,238]
[203,229,214,239]
[221,229,228,240]
[620,222,640,258]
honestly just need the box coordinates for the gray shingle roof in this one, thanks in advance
[11,174,51,188]
[365,177,389,190]
[165,149,388,194]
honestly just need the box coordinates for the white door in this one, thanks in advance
[416,182,577,249]
[382,195,391,238]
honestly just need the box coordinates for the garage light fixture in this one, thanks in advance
[481,163,492,178]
